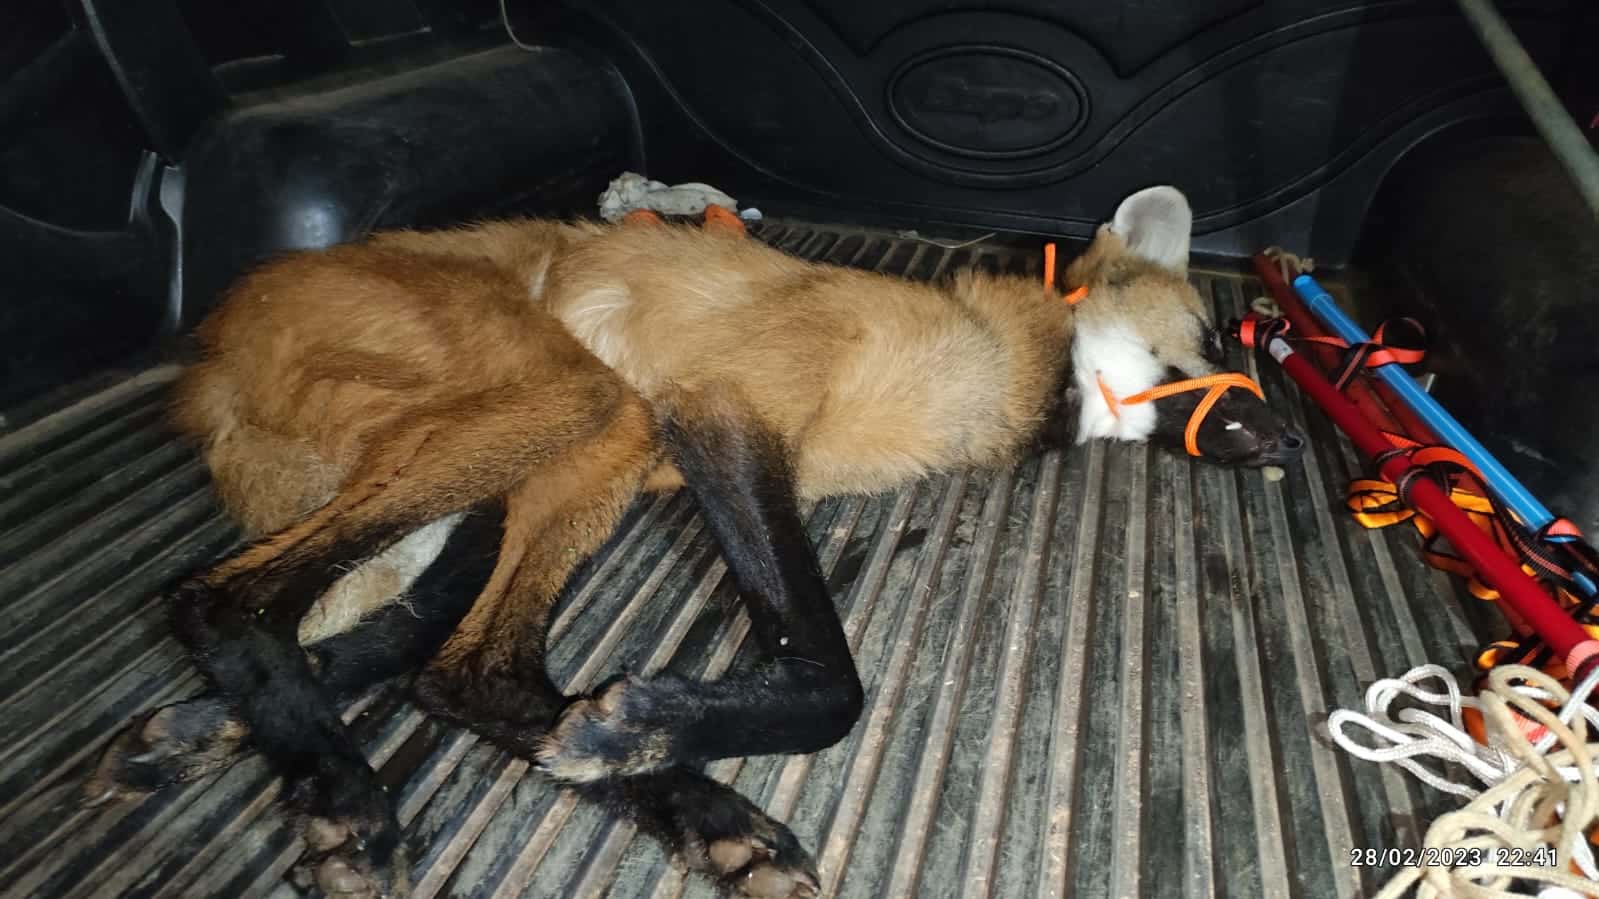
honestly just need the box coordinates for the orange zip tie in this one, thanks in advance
[1096,375,1121,421]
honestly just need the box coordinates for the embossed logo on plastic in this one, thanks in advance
[889,47,1086,159]
[918,75,1059,124]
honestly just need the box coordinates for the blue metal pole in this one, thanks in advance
[1290,273,1597,596]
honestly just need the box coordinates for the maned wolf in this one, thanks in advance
[88,186,1301,898]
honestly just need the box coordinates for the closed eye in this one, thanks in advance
[1200,324,1226,365]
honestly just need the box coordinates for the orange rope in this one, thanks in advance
[1118,373,1264,457]
[1043,242,1089,305]
[1120,371,1265,405]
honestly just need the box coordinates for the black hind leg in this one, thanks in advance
[539,384,863,782]
[84,503,502,805]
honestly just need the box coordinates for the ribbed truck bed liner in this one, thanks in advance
[0,221,1489,899]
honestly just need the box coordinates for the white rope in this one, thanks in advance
[1328,663,1599,897]
[1263,245,1315,278]
[892,230,997,251]
[1251,294,1283,318]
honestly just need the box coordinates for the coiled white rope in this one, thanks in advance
[1329,663,1599,897]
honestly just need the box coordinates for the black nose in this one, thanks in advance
[1253,429,1306,466]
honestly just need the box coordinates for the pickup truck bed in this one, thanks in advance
[0,219,1486,899]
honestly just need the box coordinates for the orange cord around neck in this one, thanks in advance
[1044,242,1090,305]
[1097,372,1265,457]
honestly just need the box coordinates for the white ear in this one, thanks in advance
[1108,186,1191,271]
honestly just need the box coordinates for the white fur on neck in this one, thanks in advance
[1073,323,1163,443]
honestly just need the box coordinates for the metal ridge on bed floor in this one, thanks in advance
[0,221,1490,899]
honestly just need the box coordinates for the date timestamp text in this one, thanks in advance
[1349,847,1558,868]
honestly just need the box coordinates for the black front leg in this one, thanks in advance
[165,478,496,899]
[86,503,506,805]
[171,543,411,898]
[537,385,863,781]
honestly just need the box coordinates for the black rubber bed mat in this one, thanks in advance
[0,221,1490,899]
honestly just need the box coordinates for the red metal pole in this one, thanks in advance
[1257,333,1597,673]
[1252,255,1439,444]
[1251,255,1533,633]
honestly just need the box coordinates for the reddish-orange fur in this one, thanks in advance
[178,204,1227,637]
[173,225,647,656]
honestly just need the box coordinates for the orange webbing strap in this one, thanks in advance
[1241,307,1427,396]
[1299,318,1428,390]
[1349,475,1512,600]
[1234,313,1282,349]
[1477,615,1597,673]
[1115,373,1265,457]
[1363,320,1428,367]
[1296,332,1426,367]
[1234,314,1436,459]
[1342,445,1592,620]
[1370,429,1495,499]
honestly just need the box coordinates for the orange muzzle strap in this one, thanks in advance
[1104,374,1266,457]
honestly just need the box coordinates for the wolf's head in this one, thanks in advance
[1063,186,1304,467]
